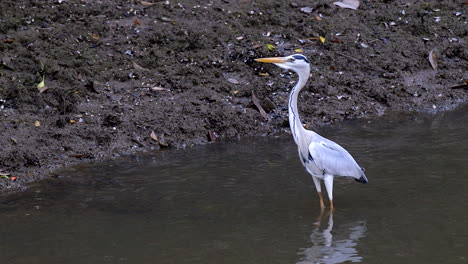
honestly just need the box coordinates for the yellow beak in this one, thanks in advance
[255,57,287,63]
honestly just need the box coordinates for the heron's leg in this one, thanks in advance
[312,176,325,209]
[324,175,334,209]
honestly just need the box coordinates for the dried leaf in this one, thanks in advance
[133,62,149,71]
[88,33,101,40]
[227,78,240,84]
[429,49,438,71]
[2,39,14,43]
[252,44,263,49]
[258,73,270,77]
[158,134,168,147]
[266,44,275,51]
[150,131,158,141]
[319,36,326,44]
[151,86,170,91]
[334,0,360,10]
[140,1,155,6]
[251,92,268,120]
[294,48,304,53]
[313,15,322,21]
[134,19,142,25]
[34,121,41,127]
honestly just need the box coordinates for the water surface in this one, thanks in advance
[1,106,468,264]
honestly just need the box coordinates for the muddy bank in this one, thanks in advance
[0,0,467,192]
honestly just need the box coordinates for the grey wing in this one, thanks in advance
[308,140,364,179]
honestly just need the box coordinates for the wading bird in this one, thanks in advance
[255,54,368,209]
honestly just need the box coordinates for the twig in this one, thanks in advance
[335,52,385,73]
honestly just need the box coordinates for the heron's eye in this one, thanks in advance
[287,58,295,62]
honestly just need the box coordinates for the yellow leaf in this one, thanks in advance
[34,121,41,127]
[37,75,45,90]
[319,36,326,44]
[294,48,304,53]
[258,73,270,76]
[266,44,275,51]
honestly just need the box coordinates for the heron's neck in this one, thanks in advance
[289,70,309,144]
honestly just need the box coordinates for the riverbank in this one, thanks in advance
[0,0,467,192]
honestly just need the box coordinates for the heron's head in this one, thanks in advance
[255,54,310,74]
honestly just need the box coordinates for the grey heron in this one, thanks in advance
[255,54,368,209]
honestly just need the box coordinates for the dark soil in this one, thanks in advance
[0,0,467,192]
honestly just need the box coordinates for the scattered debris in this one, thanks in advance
[266,44,275,51]
[158,134,169,147]
[319,36,326,44]
[300,7,313,14]
[133,62,149,71]
[150,131,158,141]
[140,1,156,7]
[85,80,99,94]
[88,33,101,40]
[34,121,41,127]
[0,169,10,177]
[151,86,170,91]
[158,17,174,23]
[251,92,268,120]
[451,81,468,89]
[37,75,47,93]
[67,153,93,158]
[334,0,360,10]
[428,49,438,71]
[150,131,168,147]
[227,78,240,85]
[207,130,218,142]
[2,39,14,43]
[10,137,18,144]
[0,61,14,70]
[313,15,322,21]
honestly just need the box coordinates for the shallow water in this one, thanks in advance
[1,106,468,264]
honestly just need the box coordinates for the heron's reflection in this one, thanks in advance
[296,211,366,264]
